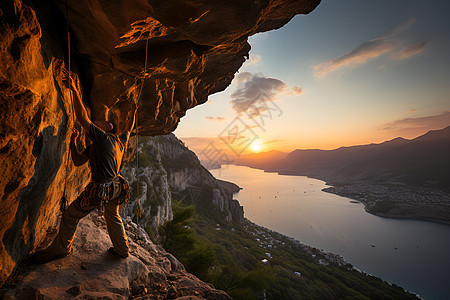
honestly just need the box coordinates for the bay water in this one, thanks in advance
[211,165,450,300]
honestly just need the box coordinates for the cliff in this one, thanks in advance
[1,136,419,300]
[1,0,321,285]
[121,134,244,234]
[121,136,174,234]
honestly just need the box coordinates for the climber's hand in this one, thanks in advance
[71,128,79,141]
[62,68,77,91]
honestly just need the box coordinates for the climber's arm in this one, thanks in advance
[70,129,88,166]
[62,68,91,132]
[124,101,138,133]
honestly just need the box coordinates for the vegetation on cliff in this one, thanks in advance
[158,189,419,299]
[137,134,419,299]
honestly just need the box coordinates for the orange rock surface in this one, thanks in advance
[0,0,321,285]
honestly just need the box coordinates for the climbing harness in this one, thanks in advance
[78,176,131,216]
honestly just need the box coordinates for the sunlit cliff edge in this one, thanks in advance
[0,0,321,288]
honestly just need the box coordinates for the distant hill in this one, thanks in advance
[233,150,289,171]
[235,126,450,189]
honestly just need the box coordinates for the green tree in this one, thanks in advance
[228,264,275,300]
[158,200,216,281]
[211,264,241,293]
[159,201,196,256]
[186,243,217,279]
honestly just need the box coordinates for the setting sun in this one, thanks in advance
[250,140,263,152]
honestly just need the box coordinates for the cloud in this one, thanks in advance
[245,54,262,66]
[233,72,252,84]
[265,139,284,144]
[291,86,303,95]
[230,73,287,117]
[381,18,416,38]
[205,116,225,121]
[179,137,220,150]
[381,111,450,131]
[390,41,426,60]
[313,39,396,78]
[244,124,261,130]
[178,137,234,161]
[313,18,426,78]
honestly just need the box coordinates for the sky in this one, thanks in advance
[174,0,450,159]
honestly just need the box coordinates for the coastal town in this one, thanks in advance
[244,220,349,270]
[321,182,450,225]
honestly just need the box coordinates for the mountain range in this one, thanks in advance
[234,126,450,190]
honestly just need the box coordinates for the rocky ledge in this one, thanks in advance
[0,213,230,300]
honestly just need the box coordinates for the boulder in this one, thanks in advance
[1,213,231,299]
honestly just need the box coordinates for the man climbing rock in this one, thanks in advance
[33,68,137,262]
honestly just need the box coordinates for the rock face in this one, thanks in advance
[0,0,91,285]
[121,136,174,234]
[152,134,244,224]
[32,0,321,136]
[121,134,244,233]
[1,213,231,299]
[0,0,321,286]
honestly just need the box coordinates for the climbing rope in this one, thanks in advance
[66,0,70,72]
[61,0,150,224]
[135,38,149,225]
[73,49,136,78]
[60,0,72,213]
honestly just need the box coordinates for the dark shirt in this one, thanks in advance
[82,123,130,183]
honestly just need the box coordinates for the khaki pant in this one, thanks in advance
[47,188,129,257]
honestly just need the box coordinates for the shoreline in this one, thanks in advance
[209,164,447,299]
[321,185,450,226]
[243,218,423,299]
[220,163,450,226]
[244,218,351,267]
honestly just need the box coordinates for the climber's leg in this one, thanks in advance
[104,200,129,258]
[47,198,94,254]
[32,190,95,263]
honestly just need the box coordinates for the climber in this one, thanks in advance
[33,68,138,262]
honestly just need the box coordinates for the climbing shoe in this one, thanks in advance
[108,247,128,259]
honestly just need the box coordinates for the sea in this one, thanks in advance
[210,165,450,300]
